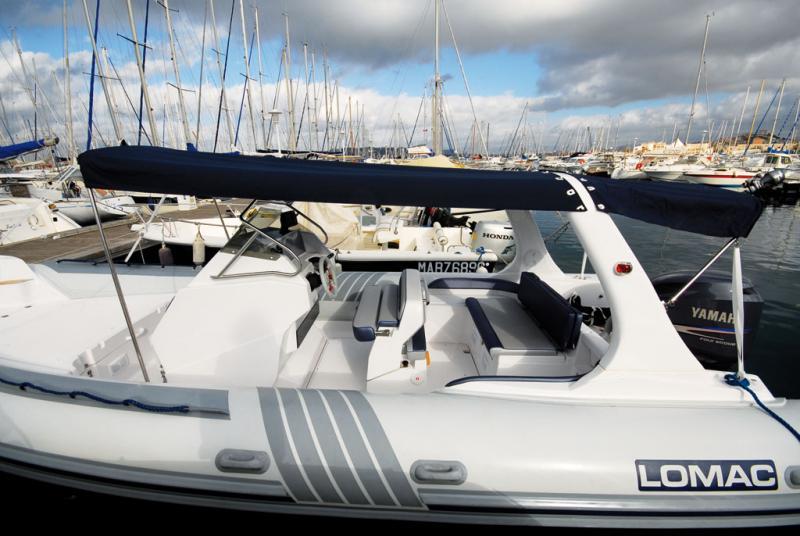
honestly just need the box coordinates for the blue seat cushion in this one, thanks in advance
[465,297,503,351]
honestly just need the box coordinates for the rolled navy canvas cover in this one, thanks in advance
[78,146,763,238]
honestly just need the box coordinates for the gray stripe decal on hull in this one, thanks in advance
[278,389,343,504]
[343,391,422,507]
[257,388,316,502]
[300,390,370,505]
[321,390,396,506]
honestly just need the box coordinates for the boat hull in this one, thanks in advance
[57,196,136,225]
[0,373,798,528]
[685,171,757,188]
[610,167,648,180]
[643,170,685,181]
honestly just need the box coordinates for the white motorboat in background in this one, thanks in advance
[684,167,758,188]
[643,154,711,181]
[610,156,654,179]
[2,165,138,225]
[0,146,797,528]
[0,197,81,245]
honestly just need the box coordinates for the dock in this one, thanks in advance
[0,218,139,263]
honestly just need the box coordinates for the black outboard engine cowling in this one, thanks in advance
[651,270,763,369]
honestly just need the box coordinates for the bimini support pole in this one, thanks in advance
[664,237,737,307]
[88,188,150,382]
[723,241,800,443]
[731,239,745,379]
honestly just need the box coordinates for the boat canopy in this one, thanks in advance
[78,146,763,238]
[0,138,57,162]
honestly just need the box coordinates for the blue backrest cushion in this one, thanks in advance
[518,272,582,351]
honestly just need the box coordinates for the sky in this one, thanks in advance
[0,0,797,155]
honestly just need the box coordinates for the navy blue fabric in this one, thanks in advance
[0,139,49,161]
[428,278,520,293]
[77,146,762,237]
[465,297,503,351]
[582,176,763,238]
[518,272,581,351]
[410,326,427,353]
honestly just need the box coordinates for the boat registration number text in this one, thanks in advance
[417,261,489,273]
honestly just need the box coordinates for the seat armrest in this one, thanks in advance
[353,285,382,342]
[377,285,399,328]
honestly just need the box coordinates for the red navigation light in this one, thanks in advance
[614,262,633,275]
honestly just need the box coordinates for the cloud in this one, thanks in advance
[1,1,796,154]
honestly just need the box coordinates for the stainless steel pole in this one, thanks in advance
[88,189,150,382]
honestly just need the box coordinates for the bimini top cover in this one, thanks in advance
[78,146,763,238]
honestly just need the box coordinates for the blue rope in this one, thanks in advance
[0,376,189,414]
[724,373,800,443]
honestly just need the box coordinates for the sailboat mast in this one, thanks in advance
[162,0,192,147]
[685,14,711,144]
[284,14,297,151]
[210,0,235,151]
[81,0,122,144]
[767,78,786,147]
[310,50,320,151]
[432,0,442,155]
[100,48,122,139]
[734,85,750,147]
[746,80,765,148]
[195,0,208,149]
[12,30,39,129]
[63,0,75,160]
[238,0,257,151]
[322,50,330,151]
[303,43,313,151]
[135,0,151,146]
[125,0,160,147]
[254,5,268,150]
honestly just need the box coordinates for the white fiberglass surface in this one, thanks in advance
[0,293,174,373]
[425,342,478,387]
[307,338,370,391]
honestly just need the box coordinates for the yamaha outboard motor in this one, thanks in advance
[745,168,800,205]
[651,271,764,369]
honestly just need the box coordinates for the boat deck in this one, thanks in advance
[0,199,246,264]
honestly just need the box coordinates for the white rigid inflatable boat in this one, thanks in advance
[0,147,798,528]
